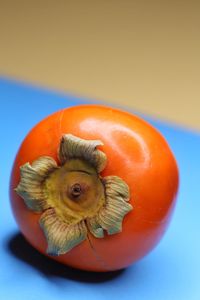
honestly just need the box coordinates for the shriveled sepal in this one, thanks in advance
[58,134,107,172]
[87,176,133,236]
[103,176,130,201]
[15,157,57,212]
[40,208,88,255]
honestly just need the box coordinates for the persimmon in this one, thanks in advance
[10,105,179,272]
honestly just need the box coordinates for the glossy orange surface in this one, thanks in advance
[10,105,179,271]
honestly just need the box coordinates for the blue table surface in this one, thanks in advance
[0,78,199,300]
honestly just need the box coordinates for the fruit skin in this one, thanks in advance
[10,105,179,272]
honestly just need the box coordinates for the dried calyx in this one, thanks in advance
[15,134,133,256]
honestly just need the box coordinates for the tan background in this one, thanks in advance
[0,1,200,130]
